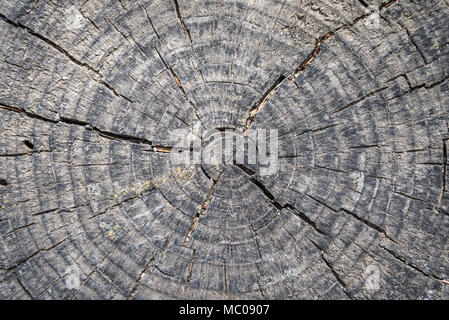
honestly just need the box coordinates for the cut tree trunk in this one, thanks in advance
[0,0,448,299]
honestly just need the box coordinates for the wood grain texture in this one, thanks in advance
[0,0,448,300]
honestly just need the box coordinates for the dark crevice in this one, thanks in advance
[99,80,135,103]
[139,2,161,40]
[1,237,68,271]
[200,164,212,180]
[0,13,99,73]
[184,249,197,290]
[200,170,225,214]
[305,193,400,242]
[234,163,256,176]
[30,208,59,217]
[0,178,7,186]
[321,255,353,300]
[173,0,193,46]
[0,103,58,124]
[0,13,135,104]
[294,123,340,137]
[340,208,399,244]
[0,103,155,146]
[4,223,36,236]
[284,204,327,236]
[389,73,449,94]
[399,22,428,65]
[434,139,447,214]
[379,0,399,10]
[153,265,173,278]
[305,193,339,212]
[184,170,225,243]
[22,140,34,150]
[322,255,347,288]
[409,75,449,92]
[248,177,328,235]
[154,47,201,120]
[249,177,284,211]
[59,117,153,146]
[241,1,402,132]
[358,0,369,7]
[244,74,286,130]
[16,276,34,300]
[128,255,155,299]
[348,144,388,149]
[333,86,388,114]
[309,239,353,299]
[392,190,424,202]
[381,246,444,281]
[288,32,334,81]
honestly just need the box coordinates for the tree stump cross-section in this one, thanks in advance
[0,0,448,299]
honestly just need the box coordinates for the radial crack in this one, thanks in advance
[0,102,156,147]
[184,249,196,290]
[340,208,399,244]
[154,47,201,121]
[380,245,447,283]
[310,239,353,299]
[184,169,225,243]
[247,176,328,235]
[0,13,135,103]
[434,139,448,214]
[173,0,193,46]
[242,1,402,131]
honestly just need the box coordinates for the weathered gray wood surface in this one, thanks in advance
[0,0,448,299]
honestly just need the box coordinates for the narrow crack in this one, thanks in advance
[294,123,340,137]
[173,0,193,46]
[184,249,197,290]
[139,1,161,40]
[379,0,399,10]
[0,237,68,271]
[305,193,400,243]
[381,245,447,283]
[60,116,153,146]
[244,75,286,131]
[242,1,401,131]
[340,208,399,244]
[358,0,369,7]
[244,29,337,132]
[235,165,328,235]
[249,177,283,211]
[4,223,36,236]
[234,163,256,176]
[398,21,428,65]
[284,204,328,236]
[0,102,158,147]
[333,86,389,114]
[16,276,34,299]
[127,254,155,299]
[310,239,353,299]
[154,47,201,121]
